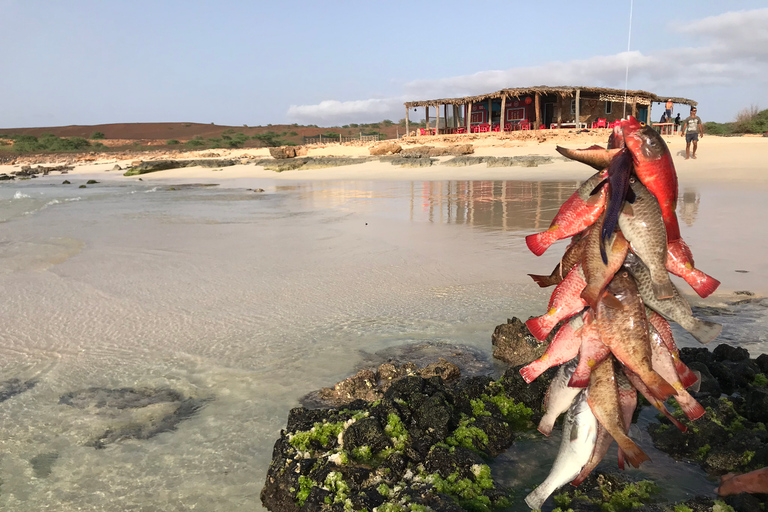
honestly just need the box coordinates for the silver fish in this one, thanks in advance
[538,358,581,436]
[525,391,598,510]
[623,252,722,344]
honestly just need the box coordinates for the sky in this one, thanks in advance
[1,0,766,128]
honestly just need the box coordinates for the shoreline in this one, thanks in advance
[2,133,767,187]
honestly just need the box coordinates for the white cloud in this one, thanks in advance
[286,8,768,124]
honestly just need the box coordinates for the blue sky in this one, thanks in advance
[1,1,766,127]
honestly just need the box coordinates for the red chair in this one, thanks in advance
[492,123,501,132]
[519,120,531,130]
[592,118,607,129]
[539,124,546,130]
[608,120,620,129]
[456,127,466,134]
[504,123,512,131]
[478,123,490,133]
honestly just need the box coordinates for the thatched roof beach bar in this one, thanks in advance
[403,86,696,136]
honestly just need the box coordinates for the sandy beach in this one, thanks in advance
[3,132,767,186]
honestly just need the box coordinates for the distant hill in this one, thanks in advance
[0,121,407,145]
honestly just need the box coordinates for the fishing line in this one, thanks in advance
[623,0,634,118]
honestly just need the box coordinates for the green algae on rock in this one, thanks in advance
[261,375,535,511]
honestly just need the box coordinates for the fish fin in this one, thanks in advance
[652,280,676,300]
[687,269,721,298]
[620,440,651,468]
[622,203,635,217]
[676,361,700,389]
[528,273,556,288]
[568,371,590,388]
[525,316,551,341]
[599,240,609,265]
[571,472,590,487]
[537,417,555,437]
[525,232,554,257]
[580,286,599,308]
[600,292,624,310]
[589,179,608,197]
[689,371,702,393]
[687,319,723,345]
[625,185,636,204]
[644,371,678,401]
[675,394,706,421]
[519,362,544,384]
[617,449,626,470]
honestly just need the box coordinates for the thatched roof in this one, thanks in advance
[403,86,696,108]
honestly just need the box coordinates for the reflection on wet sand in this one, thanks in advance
[679,188,700,226]
[413,181,582,232]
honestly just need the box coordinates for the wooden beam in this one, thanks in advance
[575,89,581,128]
[466,103,471,132]
[500,95,506,133]
[534,93,541,129]
[405,105,410,136]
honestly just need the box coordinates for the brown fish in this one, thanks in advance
[615,368,638,470]
[529,232,588,288]
[581,212,629,309]
[619,178,675,299]
[586,357,649,468]
[647,310,699,388]
[569,312,611,388]
[624,368,687,433]
[595,270,677,401]
[649,325,705,421]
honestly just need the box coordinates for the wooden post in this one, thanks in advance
[500,96,506,133]
[466,103,471,132]
[648,101,653,127]
[405,105,410,136]
[556,97,562,129]
[534,93,541,129]
[425,106,430,136]
[436,104,440,135]
[632,99,637,118]
[575,89,581,128]
[487,98,492,129]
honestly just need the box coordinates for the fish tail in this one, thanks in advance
[683,317,723,345]
[675,360,700,389]
[675,393,706,421]
[528,273,557,288]
[652,280,676,300]
[580,285,599,308]
[519,361,547,384]
[571,472,589,487]
[618,438,650,468]
[617,449,626,470]
[525,482,555,511]
[687,268,721,298]
[568,367,591,388]
[643,370,678,401]
[526,231,556,257]
[556,145,614,171]
[537,415,556,436]
[525,315,553,341]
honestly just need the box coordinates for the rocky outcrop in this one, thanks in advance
[269,146,309,159]
[491,317,554,367]
[399,145,474,158]
[261,369,546,512]
[369,142,402,156]
[312,359,460,407]
[648,343,768,479]
[123,159,237,176]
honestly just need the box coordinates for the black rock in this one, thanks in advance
[746,387,768,423]
[713,343,751,362]
[0,378,36,403]
[687,361,721,396]
[342,417,390,455]
[724,493,763,512]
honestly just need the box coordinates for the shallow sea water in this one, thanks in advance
[1,174,767,511]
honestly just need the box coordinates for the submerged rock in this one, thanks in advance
[491,316,554,367]
[59,387,206,448]
[0,378,36,403]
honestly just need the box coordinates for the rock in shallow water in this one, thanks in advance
[59,387,206,448]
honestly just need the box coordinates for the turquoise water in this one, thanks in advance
[0,174,765,510]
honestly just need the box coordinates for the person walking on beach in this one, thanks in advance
[680,107,704,159]
[674,113,681,133]
[665,99,674,121]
